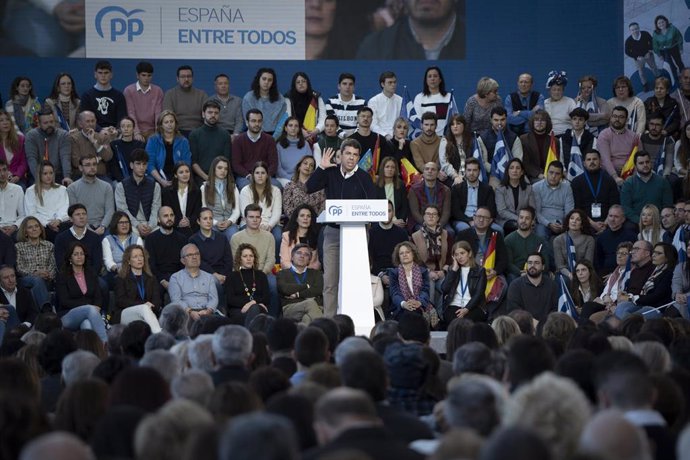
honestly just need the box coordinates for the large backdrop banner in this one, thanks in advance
[84,1,305,59]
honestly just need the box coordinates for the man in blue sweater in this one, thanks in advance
[306,138,376,317]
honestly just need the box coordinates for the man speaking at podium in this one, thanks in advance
[307,139,376,317]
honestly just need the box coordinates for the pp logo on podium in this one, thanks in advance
[328,205,343,216]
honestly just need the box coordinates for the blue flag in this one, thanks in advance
[558,276,580,321]
[445,90,459,136]
[358,149,373,173]
[566,135,584,181]
[471,133,488,183]
[566,232,577,274]
[654,138,667,175]
[401,86,422,140]
[490,130,512,181]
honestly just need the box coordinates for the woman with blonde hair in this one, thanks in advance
[114,244,161,331]
[24,161,69,240]
[146,110,192,187]
[441,240,487,326]
[464,77,502,133]
[491,316,521,346]
[200,156,240,241]
[638,204,666,245]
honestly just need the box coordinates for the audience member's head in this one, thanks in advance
[479,426,552,460]
[313,388,378,446]
[266,318,298,353]
[309,318,339,356]
[542,312,577,351]
[91,354,133,385]
[208,381,262,424]
[339,350,388,402]
[110,367,170,412]
[249,366,291,403]
[593,350,650,411]
[120,321,152,360]
[468,323,499,350]
[383,342,427,389]
[212,325,253,368]
[398,312,431,344]
[219,412,299,460]
[491,316,521,346]
[134,399,214,460]
[171,370,214,406]
[445,318,474,357]
[444,376,500,436]
[144,332,176,352]
[333,314,355,343]
[579,409,652,460]
[334,336,372,365]
[265,393,317,451]
[505,335,555,389]
[54,379,109,442]
[555,349,596,404]
[452,342,493,376]
[187,334,215,372]
[139,350,180,383]
[38,329,77,375]
[61,350,100,386]
[508,310,536,335]
[294,326,330,368]
[633,340,672,373]
[159,303,189,339]
[503,372,591,460]
[19,432,94,460]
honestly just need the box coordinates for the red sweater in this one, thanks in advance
[231,133,278,177]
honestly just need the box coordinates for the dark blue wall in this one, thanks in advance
[0,0,623,105]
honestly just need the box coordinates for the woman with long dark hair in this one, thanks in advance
[552,209,595,279]
[114,245,161,331]
[495,158,535,234]
[225,243,269,326]
[4,76,41,134]
[242,68,289,135]
[439,114,472,186]
[161,162,202,237]
[276,117,312,186]
[570,260,603,318]
[239,161,283,247]
[285,72,326,139]
[56,242,108,342]
[0,109,28,187]
[44,72,80,130]
[413,67,452,135]
[440,241,487,325]
[374,156,408,228]
[282,154,325,218]
[200,157,240,242]
[280,204,320,270]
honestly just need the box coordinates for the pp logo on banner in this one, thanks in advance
[95,6,145,42]
[328,206,343,217]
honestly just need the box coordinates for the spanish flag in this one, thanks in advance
[400,158,420,190]
[303,95,318,132]
[620,138,639,180]
[370,135,381,180]
[484,232,497,297]
[543,131,559,177]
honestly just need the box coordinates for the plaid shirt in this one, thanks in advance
[16,240,57,279]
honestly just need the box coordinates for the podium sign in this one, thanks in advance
[318,199,387,335]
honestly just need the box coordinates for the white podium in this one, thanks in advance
[318,199,388,335]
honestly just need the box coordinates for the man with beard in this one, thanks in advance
[67,155,114,235]
[571,150,619,234]
[231,108,279,190]
[163,65,208,136]
[672,67,690,126]
[597,106,640,186]
[410,112,441,171]
[640,113,674,178]
[506,252,558,324]
[190,99,231,182]
[25,108,72,185]
[620,150,673,225]
[145,206,189,298]
[504,207,550,281]
[356,0,465,60]
[348,107,393,160]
